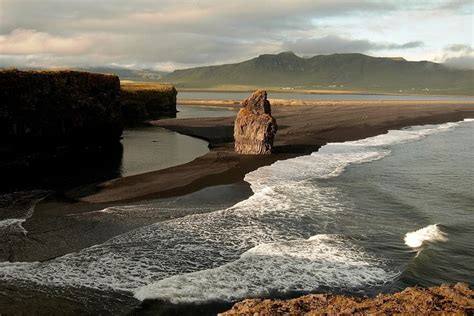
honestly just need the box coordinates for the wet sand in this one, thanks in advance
[76,100,474,204]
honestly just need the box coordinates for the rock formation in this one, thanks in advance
[121,83,177,123]
[234,90,277,154]
[220,283,474,315]
[0,69,123,151]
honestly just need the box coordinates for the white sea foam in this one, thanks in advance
[0,121,467,301]
[0,218,27,235]
[404,224,448,248]
[0,191,49,235]
[134,234,396,303]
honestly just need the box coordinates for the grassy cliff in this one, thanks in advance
[121,82,177,122]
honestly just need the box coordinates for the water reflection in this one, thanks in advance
[1,143,124,192]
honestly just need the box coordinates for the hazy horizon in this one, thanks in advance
[0,0,473,71]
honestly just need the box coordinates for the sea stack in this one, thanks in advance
[234,89,277,154]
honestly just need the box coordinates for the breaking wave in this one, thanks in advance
[404,224,448,248]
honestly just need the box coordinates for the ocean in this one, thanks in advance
[0,118,473,314]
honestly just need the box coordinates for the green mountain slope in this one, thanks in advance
[162,52,473,95]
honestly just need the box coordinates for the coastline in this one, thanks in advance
[75,100,474,203]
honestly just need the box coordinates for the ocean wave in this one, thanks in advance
[134,234,396,303]
[245,120,465,192]
[404,224,448,248]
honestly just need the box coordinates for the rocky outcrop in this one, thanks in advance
[234,90,277,154]
[121,83,177,123]
[220,283,474,315]
[0,69,122,152]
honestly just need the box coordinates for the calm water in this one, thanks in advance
[179,91,474,101]
[0,119,472,314]
[121,126,208,176]
[122,104,238,176]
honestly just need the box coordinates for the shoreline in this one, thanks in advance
[74,100,474,204]
[178,98,474,108]
[175,86,474,97]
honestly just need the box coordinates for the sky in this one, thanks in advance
[0,0,473,71]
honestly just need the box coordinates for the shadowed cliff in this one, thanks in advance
[0,69,123,191]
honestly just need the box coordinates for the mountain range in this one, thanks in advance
[161,52,473,95]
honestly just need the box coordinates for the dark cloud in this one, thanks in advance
[446,44,473,53]
[441,44,474,70]
[283,36,424,56]
[386,41,424,49]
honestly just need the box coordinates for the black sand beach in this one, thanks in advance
[76,100,474,203]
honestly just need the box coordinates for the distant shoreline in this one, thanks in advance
[121,81,474,97]
[177,98,474,108]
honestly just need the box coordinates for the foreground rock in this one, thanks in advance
[220,283,474,315]
[121,82,177,123]
[234,89,277,154]
[0,69,122,151]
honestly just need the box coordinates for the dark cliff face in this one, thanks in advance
[0,69,123,152]
[0,70,124,191]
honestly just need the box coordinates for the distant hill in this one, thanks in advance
[80,67,169,82]
[0,66,170,82]
[162,52,474,95]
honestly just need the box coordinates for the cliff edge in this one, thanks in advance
[0,69,122,152]
[121,82,177,122]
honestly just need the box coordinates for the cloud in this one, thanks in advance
[283,36,424,56]
[440,44,474,69]
[0,0,400,69]
[437,0,473,13]
[0,0,469,70]
[443,55,474,69]
[446,44,473,53]
[0,29,95,55]
[385,41,424,49]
